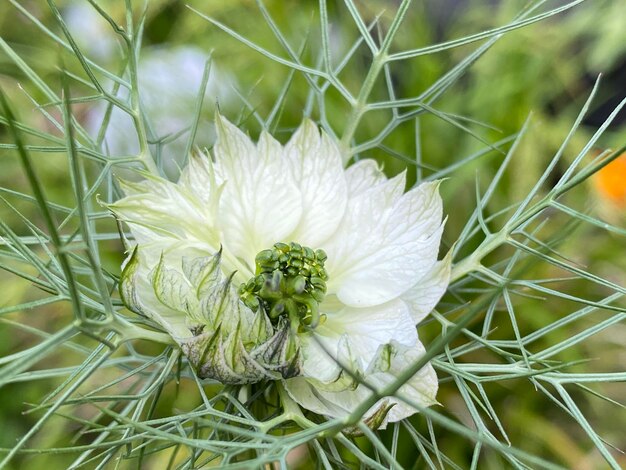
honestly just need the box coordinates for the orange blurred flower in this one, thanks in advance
[592,151,626,209]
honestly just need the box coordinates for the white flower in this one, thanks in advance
[109,115,450,428]
[65,5,236,171]
[84,44,236,172]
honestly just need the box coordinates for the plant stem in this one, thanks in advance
[450,231,508,283]
[340,52,385,152]
[124,0,159,175]
[260,383,316,433]
[340,0,413,154]
[112,315,175,345]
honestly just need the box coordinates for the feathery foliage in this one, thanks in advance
[0,0,624,468]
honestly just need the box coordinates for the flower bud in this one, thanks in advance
[120,247,302,384]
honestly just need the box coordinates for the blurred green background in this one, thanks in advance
[0,0,625,468]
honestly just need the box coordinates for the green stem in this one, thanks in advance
[340,53,386,152]
[124,0,159,175]
[450,231,507,283]
[340,0,413,155]
[450,144,626,283]
[260,383,316,433]
[112,315,175,345]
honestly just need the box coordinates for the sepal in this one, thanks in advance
[343,400,395,437]
[119,247,145,317]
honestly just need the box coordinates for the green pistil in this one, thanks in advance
[239,242,328,331]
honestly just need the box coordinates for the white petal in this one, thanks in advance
[344,159,386,197]
[178,150,222,207]
[213,115,302,265]
[367,340,439,425]
[402,248,452,324]
[299,329,343,384]
[284,120,348,246]
[325,179,445,307]
[284,339,438,427]
[109,176,218,247]
[321,299,418,371]
[295,300,417,395]
[323,172,405,279]
[283,376,349,417]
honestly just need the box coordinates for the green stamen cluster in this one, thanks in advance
[239,242,328,330]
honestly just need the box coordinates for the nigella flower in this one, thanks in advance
[109,115,451,428]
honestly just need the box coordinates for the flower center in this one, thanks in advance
[239,242,328,330]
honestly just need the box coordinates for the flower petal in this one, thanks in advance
[320,299,418,372]
[323,173,405,279]
[402,248,452,324]
[283,376,349,417]
[284,339,438,428]
[213,115,302,265]
[299,331,346,384]
[109,175,218,247]
[344,158,386,197]
[284,120,348,246]
[325,179,445,307]
[367,340,439,425]
[295,299,417,395]
[178,150,222,207]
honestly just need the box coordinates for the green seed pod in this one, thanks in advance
[238,241,329,333]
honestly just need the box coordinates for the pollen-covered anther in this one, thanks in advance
[239,242,328,330]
